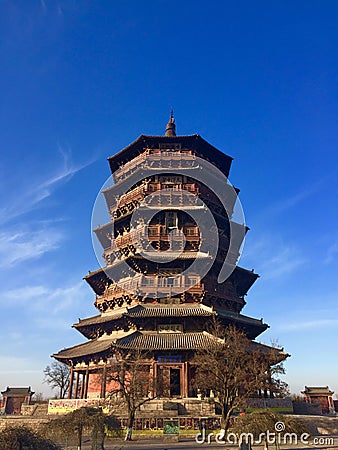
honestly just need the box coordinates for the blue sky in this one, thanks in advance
[0,0,337,398]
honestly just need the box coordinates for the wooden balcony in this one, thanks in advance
[103,225,200,264]
[109,182,199,221]
[139,190,201,209]
[113,149,197,183]
[146,225,199,241]
[95,274,205,311]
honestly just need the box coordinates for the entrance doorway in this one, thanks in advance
[158,365,182,397]
[170,368,181,396]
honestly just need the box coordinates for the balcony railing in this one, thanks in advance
[95,274,205,308]
[109,182,199,220]
[113,149,197,183]
[103,225,200,264]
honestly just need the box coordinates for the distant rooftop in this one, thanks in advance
[302,386,334,395]
[1,387,34,396]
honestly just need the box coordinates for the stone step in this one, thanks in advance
[32,404,48,417]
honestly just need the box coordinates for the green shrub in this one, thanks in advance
[0,426,60,450]
[230,409,309,438]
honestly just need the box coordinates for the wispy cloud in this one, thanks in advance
[260,247,305,280]
[241,235,306,280]
[1,281,89,315]
[277,318,338,332]
[266,187,316,215]
[40,0,47,12]
[324,241,338,264]
[0,356,42,375]
[0,146,95,224]
[254,176,332,223]
[0,227,63,269]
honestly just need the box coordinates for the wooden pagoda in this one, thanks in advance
[53,115,285,402]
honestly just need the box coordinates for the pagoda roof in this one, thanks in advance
[73,311,125,328]
[53,329,288,363]
[126,303,214,317]
[74,304,214,328]
[116,331,283,354]
[108,134,233,177]
[115,330,216,350]
[53,331,218,362]
[215,308,268,337]
[229,266,259,297]
[73,303,267,333]
[53,338,113,361]
[72,303,267,341]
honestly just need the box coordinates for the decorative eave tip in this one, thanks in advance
[165,108,176,136]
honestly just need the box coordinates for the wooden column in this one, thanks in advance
[149,362,154,398]
[183,362,189,398]
[84,368,89,399]
[100,366,107,399]
[80,372,86,399]
[153,362,158,397]
[180,363,184,398]
[68,367,74,399]
[74,371,80,399]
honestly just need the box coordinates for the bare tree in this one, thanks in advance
[44,361,70,399]
[107,350,157,441]
[46,406,117,450]
[192,321,287,437]
[33,392,45,403]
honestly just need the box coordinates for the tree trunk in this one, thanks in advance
[91,429,105,450]
[124,411,135,441]
[77,424,83,450]
[219,404,232,438]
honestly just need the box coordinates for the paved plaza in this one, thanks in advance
[61,435,338,450]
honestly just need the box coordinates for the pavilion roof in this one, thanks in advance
[302,386,334,395]
[1,387,34,396]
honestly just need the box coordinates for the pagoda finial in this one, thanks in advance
[165,108,176,136]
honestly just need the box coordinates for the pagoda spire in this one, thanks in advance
[165,108,176,136]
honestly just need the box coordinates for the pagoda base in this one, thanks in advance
[140,398,216,417]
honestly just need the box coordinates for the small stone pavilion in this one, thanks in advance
[302,386,335,414]
[0,387,34,415]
